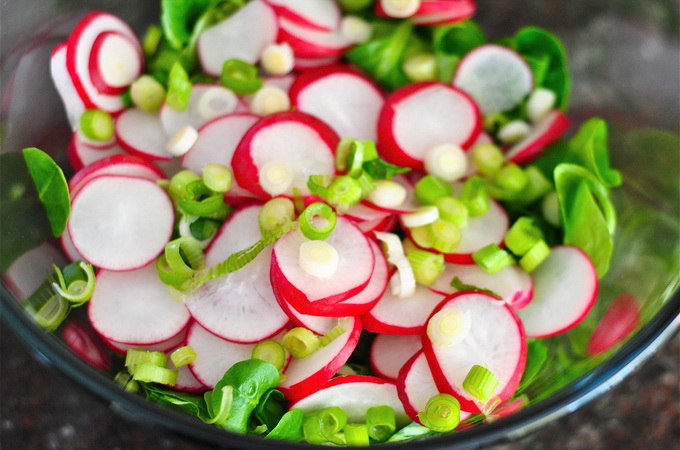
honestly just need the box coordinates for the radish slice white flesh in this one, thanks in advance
[68,175,174,271]
[62,318,113,371]
[105,326,188,355]
[370,333,422,381]
[160,84,238,137]
[430,263,533,310]
[3,243,68,300]
[271,217,374,311]
[184,205,290,343]
[116,108,175,161]
[453,44,533,114]
[356,214,398,235]
[266,0,340,32]
[293,55,341,70]
[50,43,85,130]
[279,316,361,402]
[504,110,570,164]
[67,132,126,171]
[410,0,476,25]
[423,291,526,414]
[61,229,85,263]
[290,375,410,426]
[276,294,339,335]
[198,0,278,76]
[231,111,337,198]
[362,284,446,335]
[88,30,143,95]
[516,245,598,338]
[88,263,191,345]
[378,82,481,169]
[290,65,384,141]
[278,17,352,59]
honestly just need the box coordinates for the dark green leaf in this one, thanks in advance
[565,118,622,188]
[362,159,410,180]
[450,277,501,298]
[254,389,287,431]
[432,20,485,82]
[518,339,549,390]
[141,382,211,422]
[265,409,305,442]
[161,0,219,50]
[385,422,441,443]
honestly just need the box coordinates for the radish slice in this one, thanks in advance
[276,293,339,335]
[343,203,392,223]
[422,291,526,414]
[271,217,374,312]
[61,229,85,263]
[167,345,209,393]
[104,326,188,355]
[277,17,352,59]
[278,316,361,402]
[516,245,598,338]
[116,108,175,161]
[198,0,278,76]
[504,110,570,164]
[362,174,419,215]
[50,43,85,130]
[290,65,384,141]
[290,375,410,426]
[266,0,340,32]
[410,0,476,26]
[66,132,126,171]
[184,205,290,343]
[370,333,422,382]
[232,111,337,198]
[356,214,398,235]
[397,351,472,425]
[362,284,446,335]
[586,293,640,356]
[378,82,481,170]
[453,44,533,114]
[62,318,113,371]
[181,113,260,203]
[3,243,68,300]
[430,263,533,310]
[293,55,341,70]
[88,30,143,95]
[65,11,134,113]
[160,84,238,137]
[68,175,174,271]
[88,262,191,345]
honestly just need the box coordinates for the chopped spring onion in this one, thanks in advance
[366,405,396,442]
[220,58,263,95]
[249,85,291,116]
[23,282,70,332]
[168,169,201,202]
[125,349,167,371]
[303,407,348,445]
[156,254,194,289]
[361,140,379,161]
[519,239,551,272]
[427,219,462,253]
[472,243,515,274]
[414,175,454,205]
[344,423,370,446]
[181,216,222,245]
[424,144,468,182]
[299,240,340,278]
[260,42,295,76]
[521,166,552,203]
[380,0,421,18]
[299,202,337,240]
[401,205,439,228]
[259,197,295,234]
[403,53,437,82]
[373,231,405,263]
[205,385,234,424]
[141,24,162,57]
[355,171,375,196]
[505,217,542,256]
[319,318,351,347]
[417,393,461,432]
[409,225,433,249]
[166,125,199,157]
[114,371,139,392]
[79,109,114,141]
[170,346,196,367]
[402,237,418,255]
[197,86,238,121]
[292,187,306,214]
[527,87,557,123]
[202,163,233,193]
[435,196,468,228]
[252,339,287,371]
[340,16,372,45]
[178,179,225,216]
[367,180,406,208]
[337,0,374,12]
[389,258,417,298]
[307,174,333,198]
[542,191,561,227]
[166,62,192,112]
[51,261,96,305]
[282,327,320,358]
[335,138,360,172]
[470,142,505,176]
[407,249,444,286]
[130,75,166,113]
[462,364,499,403]
[327,175,363,207]
[498,120,531,144]
[165,236,206,276]
[460,175,490,217]
[427,307,471,347]
[491,163,529,197]
[345,141,366,177]
[260,160,295,196]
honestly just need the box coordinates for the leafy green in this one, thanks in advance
[385,421,441,443]
[22,148,70,237]
[517,339,549,390]
[265,409,305,442]
[565,118,622,188]
[432,20,485,82]
[161,0,220,50]
[361,158,410,179]
[141,383,211,422]
[254,389,287,432]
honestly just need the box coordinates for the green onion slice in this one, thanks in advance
[125,349,167,370]
[435,196,469,228]
[165,236,206,276]
[259,197,295,235]
[79,109,115,141]
[414,175,454,205]
[131,364,178,385]
[470,142,504,176]
[362,159,410,180]
[417,393,461,432]
[170,345,197,367]
[335,137,361,172]
[220,58,263,95]
[319,318,350,347]
[169,169,201,202]
[299,202,337,240]
[23,282,70,332]
[406,249,445,286]
[366,405,396,442]
[343,423,369,446]
[178,179,225,217]
[51,261,96,305]
[252,339,287,371]
[472,243,515,274]
[303,407,348,445]
[306,174,332,198]
[202,163,233,193]
[130,75,166,113]
[166,62,192,112]
[326,175,363,207]
[504,217,543,256]
[114,371,139,392]
[462,364,499,403]
[427,220,461,253]
[282,327,320,358]
[519,240,551,273]
[459,175,489,217]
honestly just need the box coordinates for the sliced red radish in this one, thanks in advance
[453,44,533,114]
[356,214,398,235]
[68,153,165,197]
[271,217,374,313]
[397,351,472,424]
[378,82,481,170]
[103,326,188,355]
[88,262,191,345]
[62,318,113,371]
[3,243,68,300]
[65,11,134,113]
[231,111,337,199]
[68,175,175,271]
[362,284,446,335]
[277,17,352,59]
[361,174,419,215]
[278,316,361,402]
[184,205,290,343]
[504,110,570,164]
[50,42,85,130]
[422,291,526,414]
[115,107,175,161]
[266,0,340,32]
[293,55,341,70]
[586,293,640,356]
[290,375,409,426]
[276,294,340,336]
[429,263,533,310]
[411,0,476,26]
[370,333,422,382]
[290,65,384,141]
[61,229,85,262]
[88,30,143,95]
[343,202,392,223]
[66,132,125,171]
[181,113,260,203]
[160,84,238,137]
[198,0,278,76]
[516,245,598,338]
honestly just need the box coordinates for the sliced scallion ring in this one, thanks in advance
[299,202,336,240]
[282,327,320,358]
[220,58,263,95]
[462,364,500,403]
[417,393,461,432]
[251,339,287,370]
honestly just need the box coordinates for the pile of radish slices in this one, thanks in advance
[47,0,605,443]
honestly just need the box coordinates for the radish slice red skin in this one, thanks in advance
[586,293,640,356]
[374,0,476,26]
[277,18,351,59]
[422,291,527,414]
[66,132,126,172]
[62,318,113,371]
[51,42,86,130]
[370,333,422,382]
[504,110,570,164]
[115,108,175,161]
[103,325,189,355]
[377,82,482,170]
[88,30,143,95]
[265,0,340,32]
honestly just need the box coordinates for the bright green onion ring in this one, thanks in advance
[299,202,337,240]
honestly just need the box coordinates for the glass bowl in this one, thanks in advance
[1,0,678,448]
